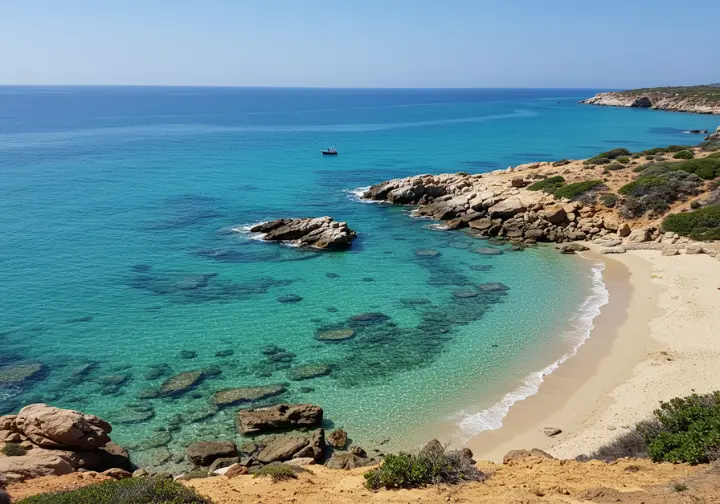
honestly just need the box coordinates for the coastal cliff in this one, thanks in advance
[581,85,720,114]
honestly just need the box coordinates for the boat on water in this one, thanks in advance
[321,146,338,156]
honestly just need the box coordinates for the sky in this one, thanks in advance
[1,0,718,88]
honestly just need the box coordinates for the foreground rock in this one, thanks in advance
[247,217,356,250]
[0,405,130,485]
[14,404,111,450]
[186,442,237,466]
[236,404,323,435]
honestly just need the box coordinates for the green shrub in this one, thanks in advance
[641,147,669,156]
[526,175,565,194]
[617,156,631,164]
[17,477,213,504]
[673,150,694,160]
[553,180,604,200]
[587,148,631,163]
[667,145,692,153]
[607,162,625,171]
[591,391,720,465]
[619,168,703,217]
[1,443,27,456]
[662,204,720,241]
[633,164,650,173]
[669,158,720,180]
[364,444,485,491]
[707,152,720,159]
[690,200,702,210]
[252,464,308,482]
[600,193,618,208]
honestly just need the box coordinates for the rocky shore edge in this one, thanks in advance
[581,91,720,115]
[0,402,384,488]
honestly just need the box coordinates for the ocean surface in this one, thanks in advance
[1,87,717,467]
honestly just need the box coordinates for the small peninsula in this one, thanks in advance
[581,84,720,115]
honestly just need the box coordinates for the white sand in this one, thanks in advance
[467,245,720,461]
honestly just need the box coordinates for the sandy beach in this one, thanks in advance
[467,244,720,462]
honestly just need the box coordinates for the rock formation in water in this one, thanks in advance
[580,85,720,115]
[248,217,356,250]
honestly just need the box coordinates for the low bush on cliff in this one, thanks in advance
[364,444,485,491]
[670,158,720,180]
[526,175,565,193]
[619,167,703,217]
[662,204,720,240]
[585,148,631,165]
[591,391,720,464]
[553,180,605,200]
[600,193,618,208]
[16,477,213,504]
[252,464,310,482]
[673,150,694,160]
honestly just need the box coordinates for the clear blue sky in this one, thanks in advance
[1,0,718,88]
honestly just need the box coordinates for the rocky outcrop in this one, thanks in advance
[186,442,237,466]
[0,405,130,486]
[247,217,356,250]
[362,173,630,244]
[326,429,347,450]
[14,405,111,451]
[236,404,323,435]
[581,90,720,115]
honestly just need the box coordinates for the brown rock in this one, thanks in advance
[95,442,132,472]
[325,453,375,470]
[186,441,237,466]
[257,436,309,463]
[236,404,323,435]
[249,217,356,251]
[327,429,348,450]
[543,427,562,437]
[468,218,493,231]
[617,223,631,238]
[224,463,249,477]
[543,206,567,225]
[101,468,132,480]
[0,450,75,485]
[14,404,111,451]
[559,243,589,254]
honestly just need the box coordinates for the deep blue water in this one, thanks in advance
[1,87,717,470]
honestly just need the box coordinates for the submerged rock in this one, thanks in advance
[249,217,356,251]
[0,361,48,387]
[414,249,441,258]
[158,370,204,396]
[236,404,323,435]
[110,407,155,425]
[277,294,303,303]
[348,312,390,326]
[315,329,355,342]
[477,282,510,292]
[473,247,504,255]
[286,364,331,381]
[211,384,287,407]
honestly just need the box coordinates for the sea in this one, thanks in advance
[1,87,717,467]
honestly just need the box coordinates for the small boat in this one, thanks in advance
[321,146,338,156]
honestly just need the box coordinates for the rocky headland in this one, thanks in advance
[581,85,720,115]
[362,139,720,256]
[245,217,356,250]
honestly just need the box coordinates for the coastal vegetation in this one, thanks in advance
[364,442,485,491]
[252,464,310,482]
[662,204,720,240]
[0,443,27,457]
[553,179,604,200]
[673,150,694,160]
[592,391,720,464]
[618,165,704,218]
[16,477,213,504]
[584,148,631,166]
[526,175,565,193]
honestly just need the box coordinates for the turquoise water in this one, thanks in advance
[1,87,717,467]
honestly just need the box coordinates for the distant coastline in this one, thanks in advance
[581,84,720,115]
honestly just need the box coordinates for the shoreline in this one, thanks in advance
[461,244,720,461]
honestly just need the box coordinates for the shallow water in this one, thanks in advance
[1,87,716,466]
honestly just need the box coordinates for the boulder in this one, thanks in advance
[211,384,287,407]
[468,218,493,231]
[325,453,375,470]
[617,223,631,238]
[0,489,8,504]
[14,404,111,450]
[488,197,526,219]
[101,468,132,480]
[96,442,132,472]
[661,248,679,256]
[542,427,562,437]
[223,463,249,477]
[0,450,75,485]
[559,243,589,254]
[348,445,367,457]
[249,217,356,251]
[627,228,649,243]
[327,429,348,450]
[257,436,309,463]
[543,206,567,225]
[236,404,323,435]
[685,245,703,255]
[292,429,325,462]
[284,457,315,466]
[186,442,237,466]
